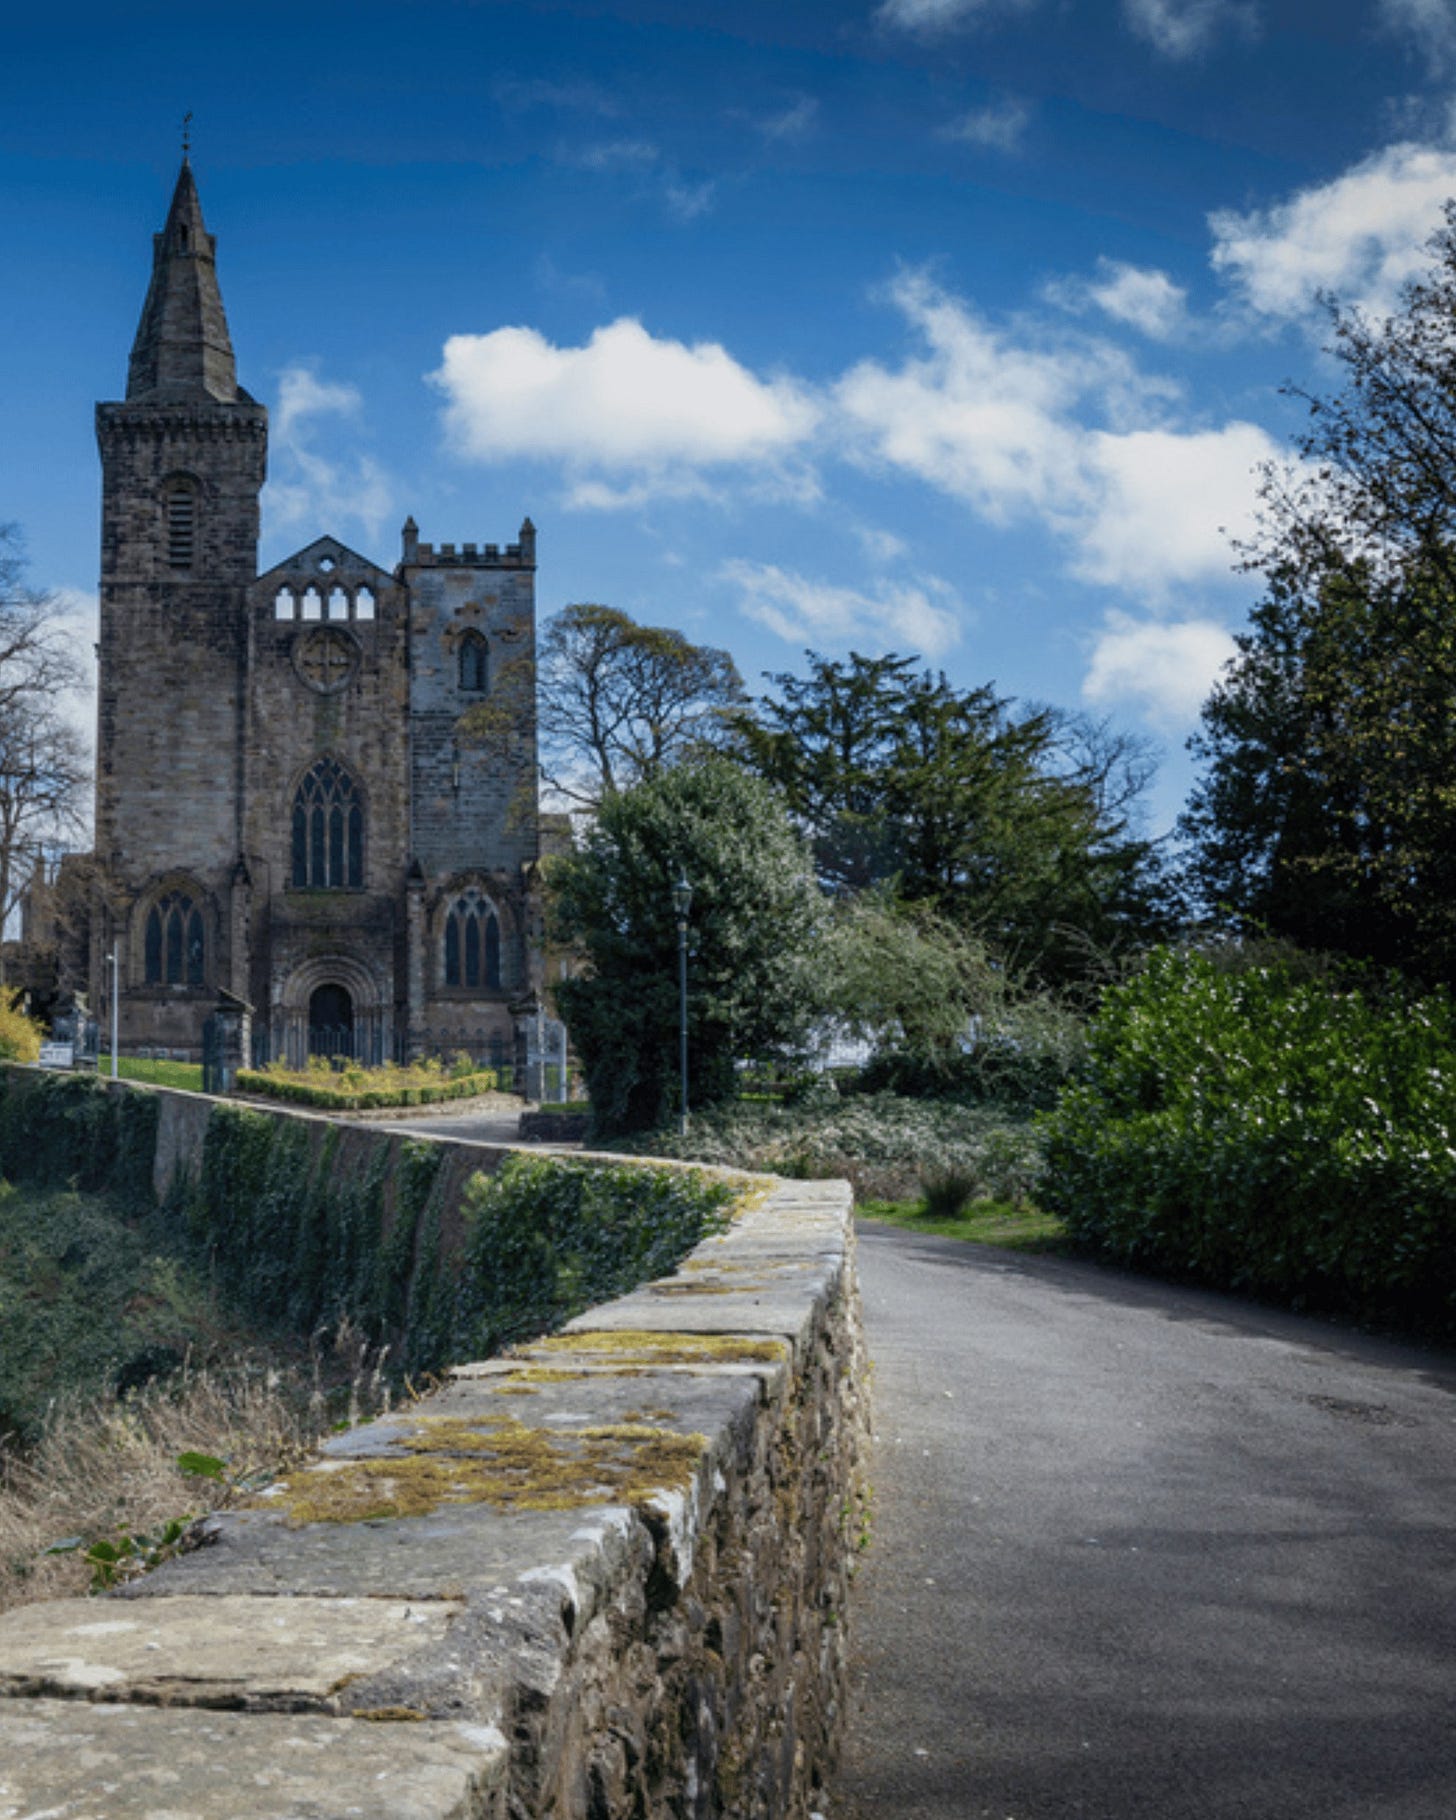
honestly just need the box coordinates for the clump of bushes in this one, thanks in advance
[238,1053,498,1111]
[1039,946,1456,1329]
[618,1089,1046,1205]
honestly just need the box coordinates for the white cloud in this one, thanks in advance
[1210,142,1456,322]
[721,559,962,657]
[836,274,1094,526]
[941,97,1033,153]
[856,525,911,563]
[569,139,661,172]
[431,319,818,496]
[1379,0,1456,73]
[758,95,820,142]
[1051,259,1189,339]
[265,365,394,544]
[876,0,1035,32]
[663,177,717,221]
[1122,0,1259,59]
[1083,611,1237,729]
[835,273,1269,596]
[54,586,99,755]
[558,139,716,220]
[1077,422,1277,594]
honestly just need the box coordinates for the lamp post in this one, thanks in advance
[672,872,692,1137]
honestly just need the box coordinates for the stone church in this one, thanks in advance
[78,158,547,1068]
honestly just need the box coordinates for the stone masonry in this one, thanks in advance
[77,158,545,1066]
[0,1148,867,1820]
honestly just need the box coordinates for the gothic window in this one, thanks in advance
[443,888,502,990]
[356,587,376,621]
[273,587,296,620]
[144,889,205,986]
[301,587,323,621]
[327,587,350,620]
[163,481,198,570]
[458,630,487,693]
[291,757,364,889]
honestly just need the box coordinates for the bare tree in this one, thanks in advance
[535,604,745,812]
[0,529,89,981]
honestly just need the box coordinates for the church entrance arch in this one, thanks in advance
[274,955,390,1069]
[308,982,354,1058]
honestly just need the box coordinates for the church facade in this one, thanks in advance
[83,160,545,1068]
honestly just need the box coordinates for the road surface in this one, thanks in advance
[832,1221,1456,1820]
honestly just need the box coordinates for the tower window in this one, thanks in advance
[144,889,205,986]
[443,887,501,989]
[165,485,197,569]
[291,757,364,889]
[458,630,488,693]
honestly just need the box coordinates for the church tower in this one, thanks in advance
[94,160,266,1045]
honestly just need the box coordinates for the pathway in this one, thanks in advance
[831,1221,1456,1820]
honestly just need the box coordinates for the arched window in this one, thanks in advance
[144,889,205,986]
[291,757,364,889]
[443,888,501,989]
[163,480,198,570]
[458,630,488,693]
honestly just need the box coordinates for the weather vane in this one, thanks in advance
[182,112,193,159]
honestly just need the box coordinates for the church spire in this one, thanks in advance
[125,159,241,403]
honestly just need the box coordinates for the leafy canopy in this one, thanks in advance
[1182,208,1456,984]
[548,757,821,1135]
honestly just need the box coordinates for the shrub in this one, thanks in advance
[1038,946,1456,1329]
[615,1091,1047,1206]
[0,993,42,1065]
[236,1063,498,1111]
[919,1163,980,1220]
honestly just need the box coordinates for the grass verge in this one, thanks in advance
[857,1195,1065,1252]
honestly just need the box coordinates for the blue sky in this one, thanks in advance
[5,0,1456,831]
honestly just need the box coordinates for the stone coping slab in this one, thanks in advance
[0,1175,859,1818]
[0,1595,460,1709]
[0,1698,506,1819]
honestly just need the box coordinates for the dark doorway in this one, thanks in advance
[308,982,354,1057]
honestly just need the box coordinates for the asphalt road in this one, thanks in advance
[831,1221,1456,1820]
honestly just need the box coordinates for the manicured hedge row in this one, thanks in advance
[0,1070,736,1375]
[1039,948,1456,1329]
[235,1068,499,1111]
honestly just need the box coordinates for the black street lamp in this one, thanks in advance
[672,872,692,1136]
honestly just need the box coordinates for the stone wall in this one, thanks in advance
[0,1125,866,1818]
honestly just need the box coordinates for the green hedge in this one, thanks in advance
[0,1069,736,1377]
[1039,948,1456,1328]
[235,1069,498,1111]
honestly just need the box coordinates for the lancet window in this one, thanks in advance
[291,757,364,889]
[458,630,488,693]
[443,888,501,989]
[144,889,205,987]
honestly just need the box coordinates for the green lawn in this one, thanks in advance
[857,1196,1065,1252]
[101,1056,204,1091]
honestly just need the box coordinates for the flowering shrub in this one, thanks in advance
[1039,947,1456,1328]
[0,992,42,1064]
[615,1089,1046,1205]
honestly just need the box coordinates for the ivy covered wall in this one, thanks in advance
[0,1069,732,1378]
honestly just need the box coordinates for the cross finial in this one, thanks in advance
[181,111,193,159]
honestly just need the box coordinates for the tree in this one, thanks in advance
[548,757,821,1135]
[1181,211,1456,983]
[733,651,1174,987]
[535,604,745,812]
[0,529,88,978]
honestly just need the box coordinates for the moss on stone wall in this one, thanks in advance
[0,1069,736,1381]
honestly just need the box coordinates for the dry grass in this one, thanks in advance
[0,1329,395,1616]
